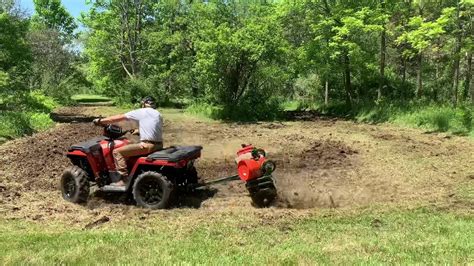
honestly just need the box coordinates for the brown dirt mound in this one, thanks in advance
[275,140,358,171]
[272,140,359,209]
[0,123,100,197]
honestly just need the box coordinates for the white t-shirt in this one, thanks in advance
[125,108,163,142]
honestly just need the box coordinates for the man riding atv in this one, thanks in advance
[93,96,163,188]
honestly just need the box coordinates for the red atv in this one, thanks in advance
[60,124,202,209]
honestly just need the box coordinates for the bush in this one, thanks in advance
[186,97,283,122]
[0,91,58,141]
[0,111,33,138]
[0,111,54,140]
[185,102,222,120]
[391,105,473,134]
[26,90,59,112]
[311,100,474,135]
[461,107,472,131]
[29,112,54,131]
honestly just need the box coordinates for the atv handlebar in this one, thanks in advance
[94,122,133,140]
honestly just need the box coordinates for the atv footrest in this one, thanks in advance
[100,185,127,192]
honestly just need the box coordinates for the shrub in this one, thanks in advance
[460,107,472,131]
[186,97,283,122]
[0,111,33,138]
[0,91,57,140]
[29,112,54,131]
[185,102,222,120]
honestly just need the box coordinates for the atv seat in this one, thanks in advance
[147,146,202,162]
[69,137,106,152]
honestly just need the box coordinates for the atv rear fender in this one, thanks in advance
[128,158,188,178]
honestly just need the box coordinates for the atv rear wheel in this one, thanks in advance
[132,172,174,209]
[60,166,90,204]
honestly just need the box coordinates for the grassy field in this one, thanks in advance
[0,207,472,264]
[71,94,112,103]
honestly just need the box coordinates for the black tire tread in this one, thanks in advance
[61,165,90,203]
[132,171,174,209]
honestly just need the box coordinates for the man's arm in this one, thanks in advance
[94,114,127,125]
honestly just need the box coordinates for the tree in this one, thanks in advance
[378,0,387,102]
[0,10,31,101]
[396,6,451,98]
[32,0,77,39]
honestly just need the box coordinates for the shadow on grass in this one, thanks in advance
[88,187,218,210]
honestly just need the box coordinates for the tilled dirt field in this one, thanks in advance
[0,107,473,227]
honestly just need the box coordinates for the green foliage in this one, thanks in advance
[0,111,54,139]
[2,0,474,122]
[0,91,57,140]
[32,0,77,38]
[25,90,59,111]
[187,96,283,122]
[0,111,33,138]
[310,101,474,134]
[392,105,469,133]
[78,0,474,121]
[461,107,473,131]
[185,102,222,120]
[0,11,32,94]
[71,94,112,103]
[28,112,54,131]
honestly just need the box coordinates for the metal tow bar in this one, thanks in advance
[192,174,240,190]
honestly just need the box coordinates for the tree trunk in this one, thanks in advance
[452,0,462,107]
[466,52,473,103]
[343,51,353,106]
[416,4,424,99]
[325,80,329,105]
[416,53,423,98]
[401,57,406,84]
[378,0,386,102]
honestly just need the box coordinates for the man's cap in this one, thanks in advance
[141,96,156,107]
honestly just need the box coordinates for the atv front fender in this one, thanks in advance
[67,150,100,179]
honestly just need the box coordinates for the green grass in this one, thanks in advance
[282,100,474,136]
[71,94,112,103]
[185,102,223,120]
[0,208,472,264]
[391,105,473,134]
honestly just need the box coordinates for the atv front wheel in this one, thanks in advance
[132,172,174,209]
[60,166,90,204]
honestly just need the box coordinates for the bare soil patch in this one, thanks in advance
[0,107,472,225]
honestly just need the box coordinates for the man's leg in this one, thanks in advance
[112,143,162,185]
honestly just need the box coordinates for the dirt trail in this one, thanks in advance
[0,106,473,225]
